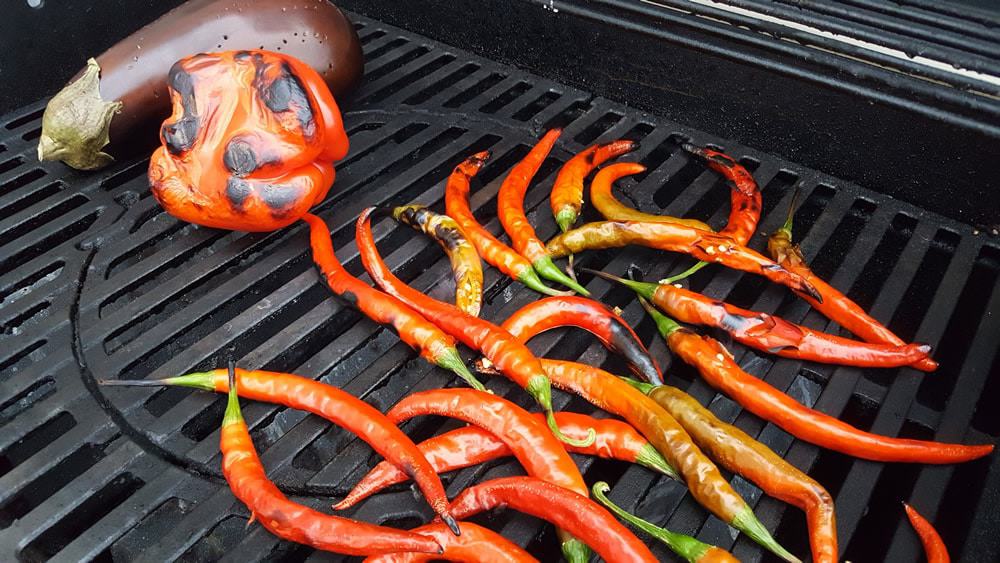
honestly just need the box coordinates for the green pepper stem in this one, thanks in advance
[620,376,656,395]
[560,538,591,563]
[533,256,590,296]
[732,506,802,563]
[518,269,574,297]
[436,348,487,391]
[660,261,709,285]
[579,267,657,300]
[527,374,596,448]
[634,443,681,481]
[555,208,577,234]
[592,481,712,563]
[222,361,243,427]
[98,371,217,391]
[637,296,682,337]
[776,187,800,240]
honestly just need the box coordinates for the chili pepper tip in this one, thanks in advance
[441,514,461,537]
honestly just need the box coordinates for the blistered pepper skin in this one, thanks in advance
[150,50,348,232]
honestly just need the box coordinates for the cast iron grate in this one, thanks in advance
[1,12,998,563]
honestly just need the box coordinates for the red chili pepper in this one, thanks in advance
[363,521,538,563]
[550,139,639,232]
[102,367,460,534]
[500,295,663,385]
[448,476,658,563]
[483,358,797,561]
[681,143,762,246]
[904,503,950,563]
[149,50,349,232]
[592,481,739,563]
[338,412,678,507]
[375,388,591,563]
[545,219,823,302]
[626,374,837,563]
[218,365,444,555]
[497,129,590,295]
[302,213,485,391]
[768,194,938,372]
[355,206,592,448]
[589,268,933,369]
[641,302,994,463]
[589,162,714,231]
[445,151,568,297]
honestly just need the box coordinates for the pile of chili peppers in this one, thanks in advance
[107,52,995,560]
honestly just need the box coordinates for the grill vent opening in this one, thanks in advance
[0,376,55,423]
[404,62,480,105]
[574,110,625,145]
[849,213,919,310]
[0,443,107,529]
[0,411,75,479]
[479,81,532,114]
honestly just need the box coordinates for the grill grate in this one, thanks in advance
[1,12,998,563]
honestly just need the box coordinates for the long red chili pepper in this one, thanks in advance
[497,129,590,295]
[476,358,799,561]
[102,367,461,534]
[363,521,538,563]
[390,204,484,317]
[372,388,592,563]
[545,219,823,302]
[768,194,938,372]
[448,476,658,563]
[302,213,484,391]
[681,143,762,246]
[592,481,739,563]
[355,206,592,448]
[625,373,837,563]
[339,412,678,507]
[444,151,568,297]
[588,268,933,369]
[641,301,994,463]
[500,295,664,385]
[589,162,714,231]
[218,365,444,556]
[550,139,639,232]
[904,503,950,563]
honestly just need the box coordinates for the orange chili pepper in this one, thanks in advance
[103,367,460,534]
[355,206,591,448]
[589,162,714,231]
[444,151,568,296]
[339,412,678,507]
[149,50,349,232]
[218,365,444,555]
[904,503,950,563]
[497,129,590,295]
[768,193,938,372]
[363,521,538,563]
[302,213,484,391]
[372,388,591,563]
[550,139,639,232]
[501,295,663,385]
[448,476,658,563]
[682,143,762,246]
[641,302,994,464]
[390,204,484,317]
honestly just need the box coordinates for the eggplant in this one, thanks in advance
[38,0,363,170]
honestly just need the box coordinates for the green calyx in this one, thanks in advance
[620,376,656,395]
[555,208,578,233]
[436,348,487,391]
[579,267,656,300]
[560,537,592,563]
[533,256,590,296]
[775,188,800,241]
[638,296,682,338]
[659,261,709,285]
[517,268,572,297]
[222,363,244,427]
[732,506,801,563]
[634,443,681,481]
[98,371,217,391]
[526,374,596,448]
[592,481,714,563]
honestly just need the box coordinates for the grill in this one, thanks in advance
[2,5,999,563]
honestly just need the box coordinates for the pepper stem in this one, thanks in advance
[435,348,487,391]
[732,506,802,563]
[634,443,681,481]
[659,261,709,285]
[620,376,656,395]
[776,187,800,241]
[638,296,682,337]
[579,267,657,300]
[555,208,578,234]
[517,269,574,297]
[560,538,590,563]
[527,374,596,448]
[592,481,714,563]
[533,256,590,296]
[98,371,218,391]
[222,361,243,427]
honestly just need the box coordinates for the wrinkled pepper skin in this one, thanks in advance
[590,162,714,231]
[668,328,993,463]
[682,143,761,245]
[645,384,837,563]
[904,503,950,563]
[219,370,443,556]
[546,220,821,300]
[150,50,348,232]
[392,204,484,317]
[363,521,538,563]
[449,477,658,563]
[341,412,677,506]
[501,295,663,385]
[444,151,566,296]
[550,139,639,232]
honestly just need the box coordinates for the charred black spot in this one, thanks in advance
[339,290,359,307]
[226,178,252,210]
[708,154,735,168]
[739,201,750,211]
[432,222,465,252]
[585,150,598,165]
[223,139,258,177]
[608,321,661,384]
[257,61,315,138]
[163,63,200,155]
[260,182,304,211]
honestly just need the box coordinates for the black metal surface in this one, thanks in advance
[1,11,999,563]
